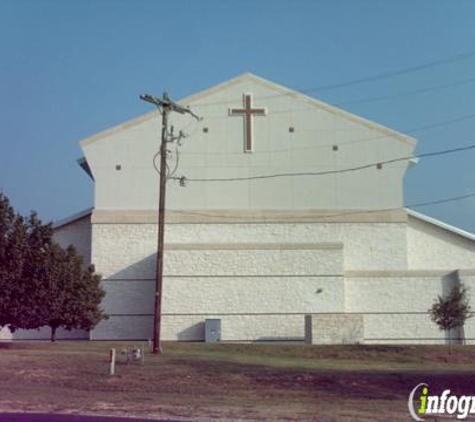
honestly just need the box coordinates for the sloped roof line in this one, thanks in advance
[53,207,93,229]
[407,208,475,242]
[80,73,416,148]
[182,73,416,146]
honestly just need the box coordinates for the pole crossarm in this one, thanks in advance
[140,93,201,120]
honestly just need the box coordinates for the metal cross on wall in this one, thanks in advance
[229,93,267,152]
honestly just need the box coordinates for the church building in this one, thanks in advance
[12,74,475,343]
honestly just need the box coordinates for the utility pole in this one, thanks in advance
[140,93,199,355]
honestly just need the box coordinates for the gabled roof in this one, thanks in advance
[79,73,417,148]
[53,207,93,229]
[407,209,475,243]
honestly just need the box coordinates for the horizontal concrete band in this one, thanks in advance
[91,209,408,224]
[102,270,475,280]
[365,338,475,342]
[104,311,464,316]
[91,337,475,342]
[346,269,475,277]
[163,242,342,250]
[103,275,344,280]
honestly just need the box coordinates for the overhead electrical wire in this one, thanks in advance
[177,110,475,156]
[191,76,475,120]
[171,143,475,183]
[335,76,475,107]
[189,49,475,108]
[169,192,475,223]
[304,50,475,93]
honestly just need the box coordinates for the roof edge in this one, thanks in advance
[79,73,417,148]
[179,72,416,146]
[53,208,93,229]
[79,74,251,148]
[231,73,417,146]
[407,208,475,242]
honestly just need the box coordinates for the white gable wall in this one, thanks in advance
[81,75,415,212]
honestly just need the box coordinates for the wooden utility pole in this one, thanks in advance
[140,93,199,355]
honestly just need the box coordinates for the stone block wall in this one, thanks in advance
[91,220,352,340]
[345,271,475,344]
[305,314,364,344]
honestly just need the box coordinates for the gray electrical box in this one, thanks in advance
[205,319,221,343]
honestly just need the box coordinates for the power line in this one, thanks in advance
[169,192,475,223]
[305,50,475,93]
[335,76,475,107]
[178,110,475,156]
[411,192,475,208]
[174,143,475,183]
[190,49,475,108]
[88,134,475,171]
[189,77,475,120]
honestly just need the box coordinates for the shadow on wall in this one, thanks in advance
[106,253,157,281]
[256,336,304,342]
[441,270,465,345]
[178,322,205,341]
[0,326,89,341]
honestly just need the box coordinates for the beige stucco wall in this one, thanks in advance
[345,272,475,344]
[12,327,89,340]
[89,219,410,341]
[91,221,349,340]
[60,212,475,343]
[53,215,92,267]
[92,314,307,341]
[101,277,343,316]
[92,220,408,274]
[407,216,475,269]
[305,314,364,345]
[0,326,12,341]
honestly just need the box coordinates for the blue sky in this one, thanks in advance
[1,0,475,230]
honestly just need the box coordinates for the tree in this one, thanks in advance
[13,212,55,331]
[0,193,107,340]
[42,244,107,342]
[429,282,472,347]
[0,194,29,330]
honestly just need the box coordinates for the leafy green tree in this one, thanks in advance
[43,244,107,342]
[0,193,107,340]
[12,212,55,331]
[0,194,29,330]
[430,282,472,347]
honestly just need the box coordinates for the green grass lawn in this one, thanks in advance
[1,341,475,421]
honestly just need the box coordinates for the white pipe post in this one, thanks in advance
[109,348,116,376]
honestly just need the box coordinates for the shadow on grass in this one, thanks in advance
[165,355,475,402]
